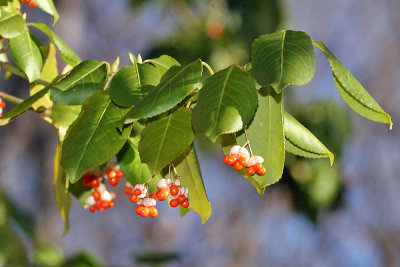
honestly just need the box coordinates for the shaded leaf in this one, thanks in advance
[192,65,258,142]
[174,146,211,223]
[0,11,24,38]
[0,224,28,266]
[50,104,81,141]
[122,59,202,123]
[28,23,80,65]
[34,0,59,24]
[252,30,315,93]
[109,64,161,107]
[237,87,284,187]
[138,108,195,174]
[313,41,392,129]
[50,60,109,105]
[61,91,132,183]
[284,111,334,164]
[144,55,180,75]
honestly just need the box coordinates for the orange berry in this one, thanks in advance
[169,185,179,196]
[0,102,5,108]
[21,0,27,3]
[149,207,158,217]
[92,189,101,201]
[238,156,248,167]
[107,170,117,179]
[91,178,100,188]
[136,205,144,215]
[89,205,96,213]
[178,195,186,204]
[109,201,114,208]
[123,187,133,195]
[254,163,263,171]
[169,198,179,207]
[247,166,256,176]
[129,194,139,203]
[224,155,238,165]
[149,193,157,199]
[156,189,169,201]
[256,166,266,175]
[95,201,102,210]
[234,161,243,171]
[116,170,124,178]
[133,189,142,196]
[100,200,110,209]
[180,200,189,208]
[109,177,119,187]
[27,0,36,7]
[137,206,149,217]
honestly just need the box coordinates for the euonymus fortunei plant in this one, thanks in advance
[0,1,392,232]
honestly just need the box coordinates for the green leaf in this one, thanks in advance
[34,0,59,24]
[9,28,43,82]
[174,146,211,224]
[61,91,132,183]
[0,224,28,266]
[50,104,81,142]
[33,243,64,267]
[53,144,72,236]
[0,86,50,126]
[0,11,25,38]
[144,55,180,75]
[122,59,202,123]
[313,41,392,129]
[109,63,161,107]
[237,87,285,187]
[220,134,265,194]
[31,43,58,111]
[284,111,334,165]
[252,30,315,93]
[192,65,258,142]
[28,23,80,66]
[138,108,195,174]
[50,60,109,105]
[0,40,8,62]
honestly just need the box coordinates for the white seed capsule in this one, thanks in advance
[102,191,112,202]
[248,155,264,166]
[179,187,189,198]
[142,197,156,207]
[171,179,180,187]
[98,183,107,193]
[229,145,241,155]
[137,199,143,205]
[238,147,250,159]
[125,182,133,187]
[133,184,147,198]
[157,179,169,189]
[84,196,96,206]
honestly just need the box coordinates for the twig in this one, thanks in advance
[201,61,214,75]
[0,91,24,104]
[243,126,254,157]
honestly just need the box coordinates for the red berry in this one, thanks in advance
[123,187,133,195]
[177,195,186,204]
[156,189,169,201]
[247,166,256,176]
[180,200,189,208]
[95,201,102,210]
[97,206,104,212]
[107,170,117,179]
[129,194,139,203]
[234,161,243,171]
[109,201,114,208]
[109,177,119,187]
[21,0,27,3]
[149,193,157,199]
[254,163,263,171]
[136,205,144,215]
[91,178,100,188]
[149,206,158,217]
[100,200,110,209]
[169,198,179,207]
[0,102,5,108]
[136,205,149,217]
[28,0,36,7]
[256,166,266,175]
[238,156,248,167]
[92,189,101,201]
[133,189,142,196]
[169,185,179,196]
[89,206,96,213]
[116,170,124,178]
[223,155,238,165]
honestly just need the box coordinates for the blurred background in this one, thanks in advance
[1,0,400,266]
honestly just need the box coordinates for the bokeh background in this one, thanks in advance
[1,0,400,266]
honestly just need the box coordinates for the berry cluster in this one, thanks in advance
[223,145,266,176]
[20,0,37,7]
[0,98,5,118]
[156,178,189,208]
[82,161,125,213]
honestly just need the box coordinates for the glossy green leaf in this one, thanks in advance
[53,144,72,236]
[220,134,265,194]
[192,65,258,142]
[313,41,392,129]
[28,23,80,65]
[144,55,180,75]
[138,108,195,174]
[237,87,284,187]
[284,111,334,165]
[174,146,211,223]
[0,11,24,38]
[34,0,59,24]
[31,43,58,111]
[9,28,43,82]
[252,30,315,93]
[50,104,81,141]
[109,63,161,106]
[50,60,109,105]
[122,59,202,123]
[61,91,132,183]
[0,86,50,126]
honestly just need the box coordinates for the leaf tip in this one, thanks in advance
[328,153,334,166]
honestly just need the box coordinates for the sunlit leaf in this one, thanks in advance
[0,11,24,38]
[144,55,180,75]
[34,0,59,24]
